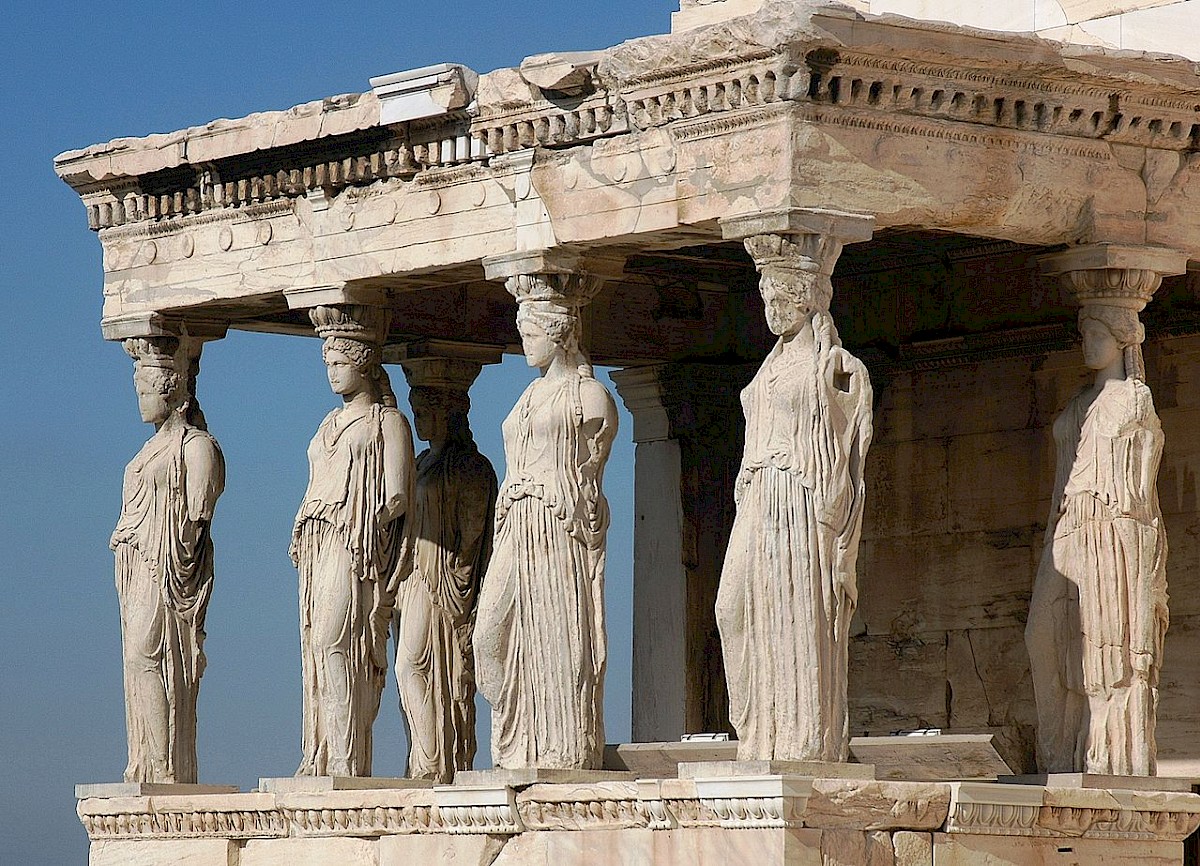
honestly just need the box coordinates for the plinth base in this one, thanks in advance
[604,741,738,777]
[76,783,240,798]
[258,776,430,793]
[679,760,875,779]
[454,767,634,786]
[76,771,1200,865]
[849,733,1017,781]
[998,773,1195,792]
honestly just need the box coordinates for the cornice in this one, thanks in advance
[59,22,1200,238]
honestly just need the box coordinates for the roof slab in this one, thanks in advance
[54,2,1200,355]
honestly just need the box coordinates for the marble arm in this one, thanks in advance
[380,409,415,524]
[578,378,618,474]
[183,435,225,524]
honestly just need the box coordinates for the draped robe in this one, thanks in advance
[1027,377,1168,775]
[475,371,614,769]
[292,403,410,776]
[112,423,224,783]
[716,327,872,762]
[396,440,497,782]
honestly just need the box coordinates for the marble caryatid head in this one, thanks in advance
[1067,267,1158,381]
[744,233,836,338]
[125,337,187,426]
[309,304,396,407]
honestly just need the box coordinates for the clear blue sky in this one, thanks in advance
[0,2,674,861]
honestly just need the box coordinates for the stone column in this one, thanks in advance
[284,291,416,779]
[389,346,501,783]
[475,249,620,771]
[1028,244,1186,776]
[611,362,757,742]
[717,208,875,764]
[105,314,227,786]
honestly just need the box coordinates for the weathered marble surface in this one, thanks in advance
[474,271,618,769]
[113,336,224,785]
[55,0,1200,338]
[75,775,1200,864]
[717,216,873,763]
[291,304,415,777]
[395,360,497,783]
[1027,259,1172,776]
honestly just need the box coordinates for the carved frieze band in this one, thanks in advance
[76,31,1200,234]
[78,782,1200,842]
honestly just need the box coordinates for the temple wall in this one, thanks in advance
[849,330,1200,774]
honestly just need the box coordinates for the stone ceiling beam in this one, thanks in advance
[55,5,1200,336]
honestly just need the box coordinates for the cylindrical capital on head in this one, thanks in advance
[1059,268,1162,314]
[124,335,180,370]
[504,272,606,309]
[399,357,485,394]
[1038,243,1186,313]
[743,232,843,278]
[309,304,391,346]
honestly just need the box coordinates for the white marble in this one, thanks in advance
[474,273,618,770]
[113,336,225,785]
[1027,260,1170,776]
[716,217,874,763]
[291,304,415,777]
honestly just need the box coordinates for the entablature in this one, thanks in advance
[54,3,1200,342]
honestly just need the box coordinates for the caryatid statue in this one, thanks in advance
[291,304,415,777]
[716,212,874,763]
[1027,250,1178,776]
[112,335,225,784]
[474,269,618,770]
[395,357,498,783]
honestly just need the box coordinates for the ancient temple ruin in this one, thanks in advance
[57,1,1200,863]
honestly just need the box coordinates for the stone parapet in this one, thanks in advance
[76,775,1200,863]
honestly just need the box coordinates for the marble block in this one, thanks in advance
[239,837,376,866]
[76,783,239,798]
[257,776,428,793]
[679,760,875,780]
[689,775,814,829]
[603,741,738,777]
[89,839,236,866]
[454,768,634,786]
[379,834,505,865]
[849,733,1015,781]
[998,772,1195,792]
[434,783,523,834]
[932,832,1180,864]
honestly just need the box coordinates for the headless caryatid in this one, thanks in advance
[716,227,873,763]
[474,271,618,770]
[395,359,498,783]
[291,304,415,777]
[112,336,225,783]
[1027,267,1169,776]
